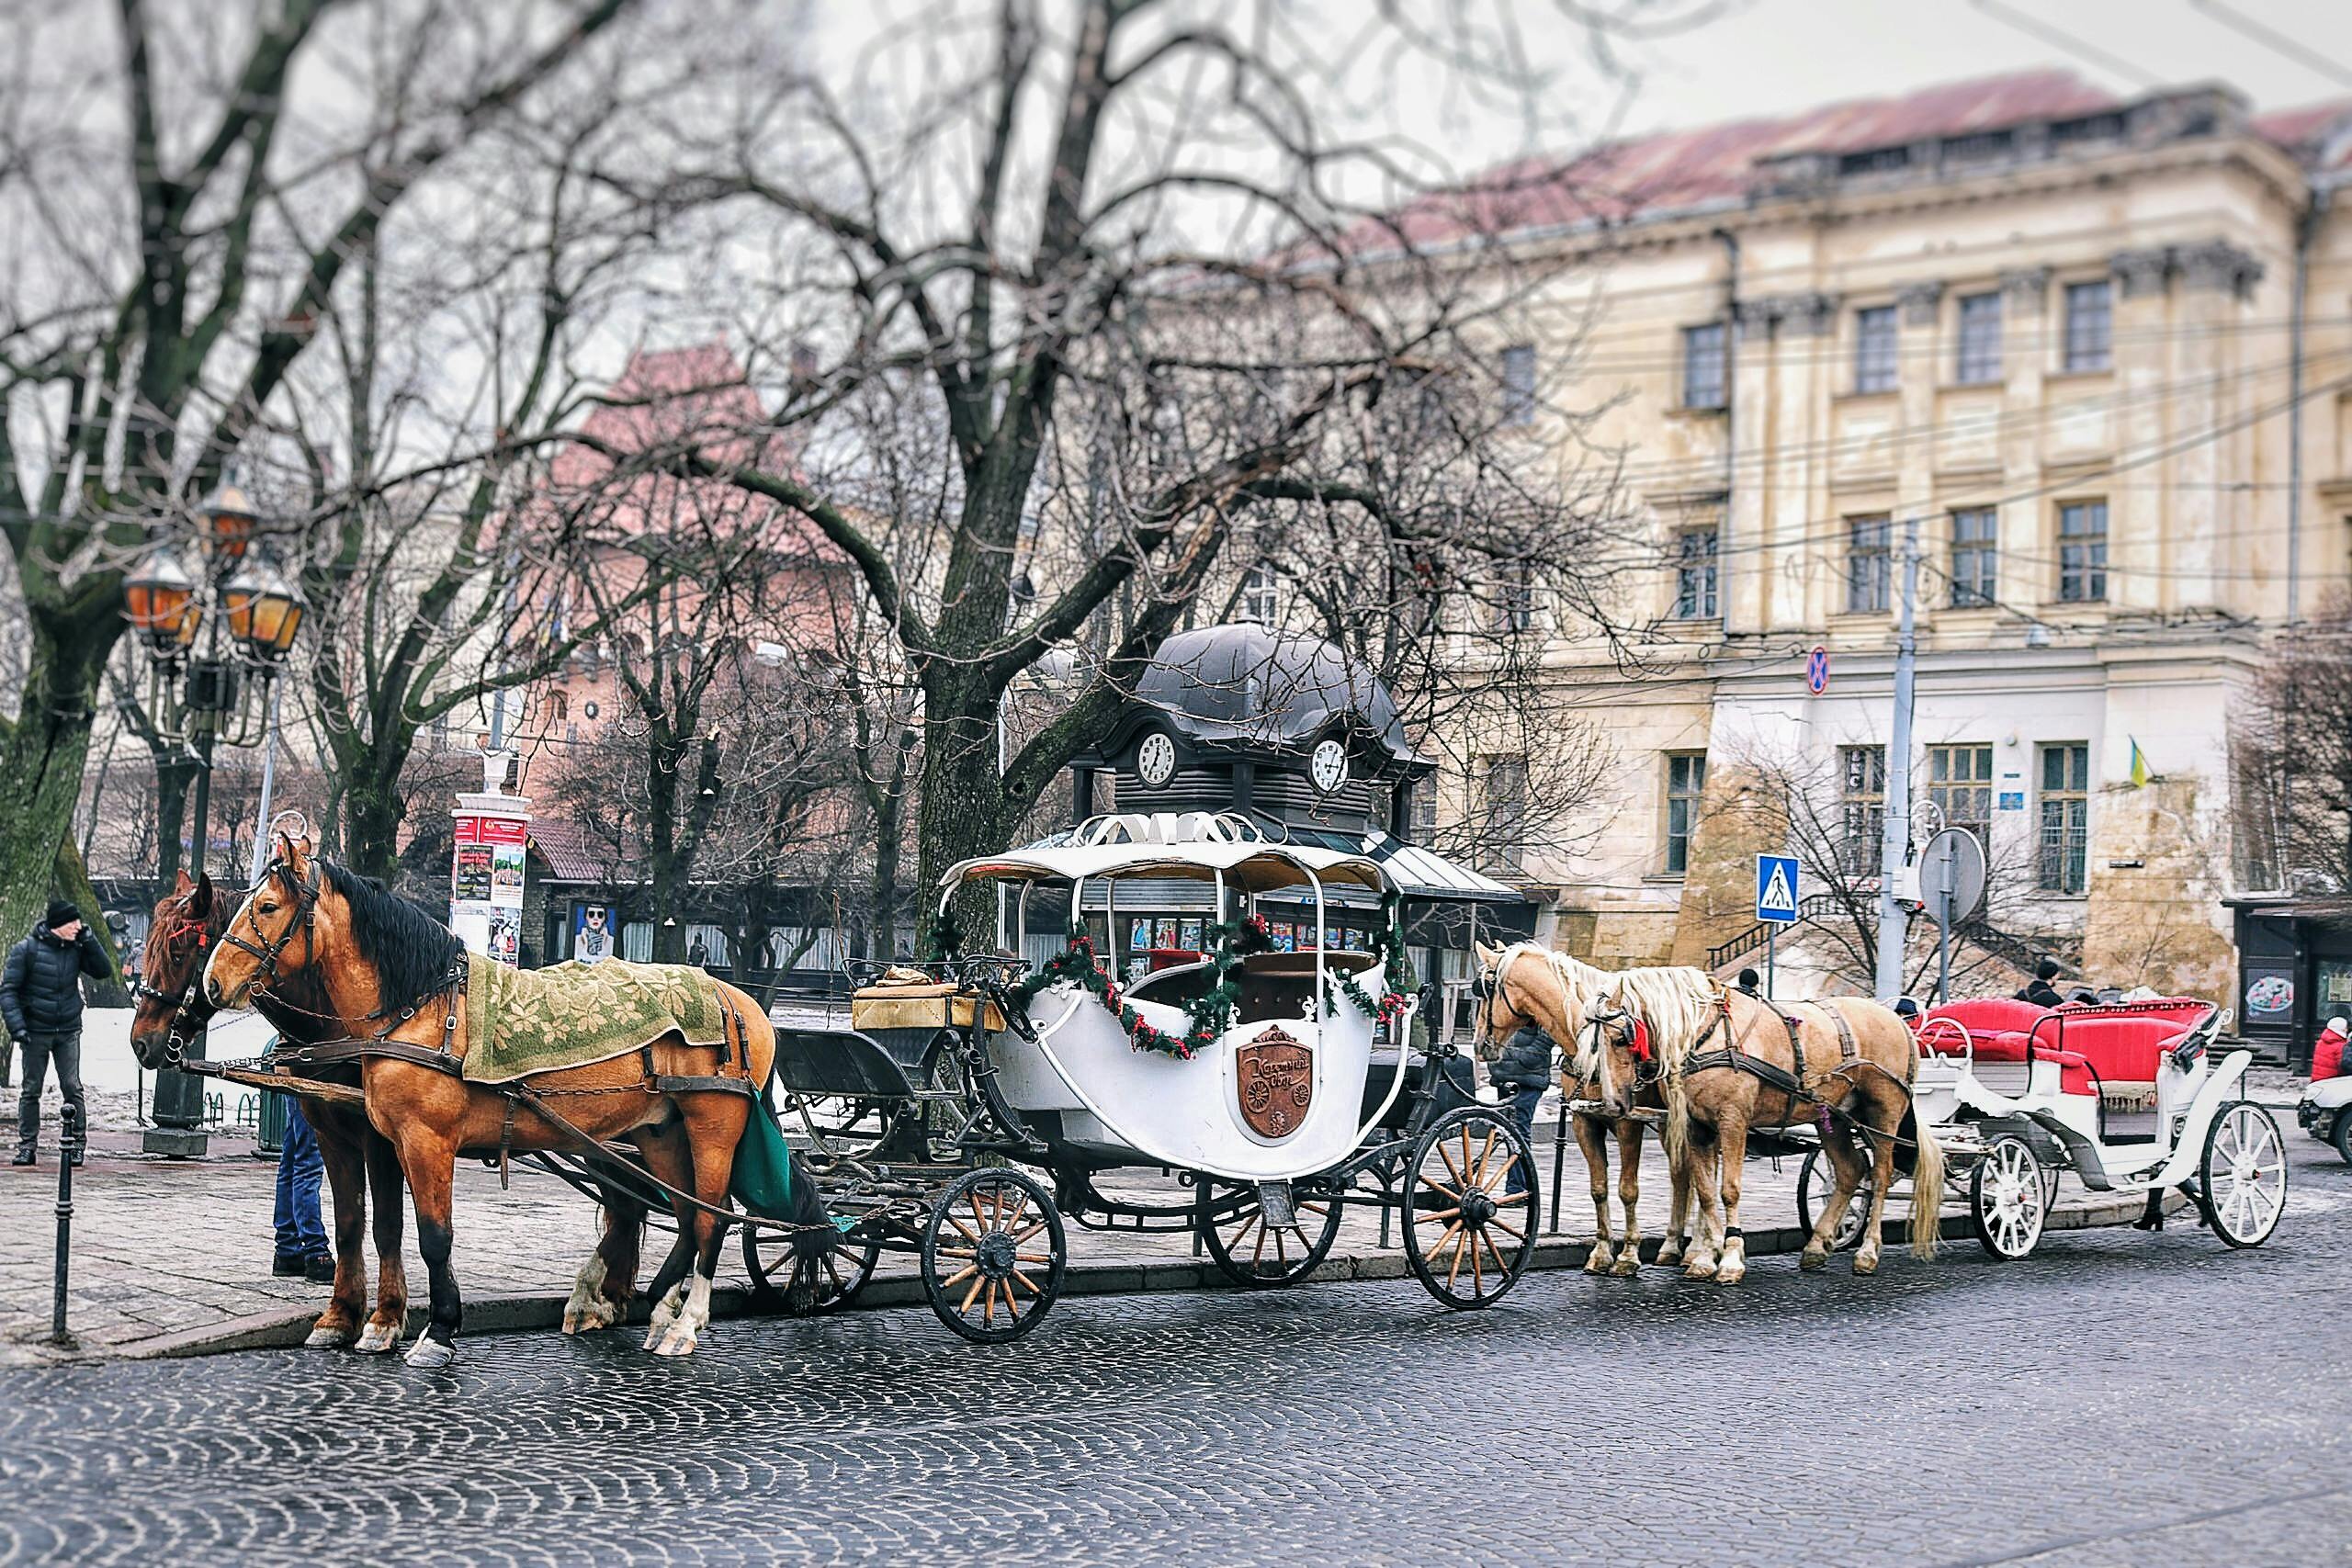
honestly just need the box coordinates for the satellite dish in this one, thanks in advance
[1920,828,1986,925]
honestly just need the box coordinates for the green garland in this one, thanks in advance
[1009,913,1275,1058]
[1319,892,1413,1030]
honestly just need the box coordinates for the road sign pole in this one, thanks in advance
[1874,514,1920,1002]
[1766,926,1776,998]
[1934,835,1954,1006]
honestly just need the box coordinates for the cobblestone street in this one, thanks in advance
[1,1134,2344,1566]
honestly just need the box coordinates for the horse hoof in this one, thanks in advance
[563,1299,619,1335]
[650,1325,699,1358]
[1681,1264,1716,1281]
[1714,1265,1747,1286]
[354,1321,404,1355]
[304,1325,356,1350]
[1608,1255,1642,1278]
[1582,1251,1613,1275]
[403,1336,455,1371]
[1656,1247,1684,1269]
[1852,1253,1881,1277]
[1799,1248,1828,1273]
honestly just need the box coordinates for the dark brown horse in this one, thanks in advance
[203,832,781,1366]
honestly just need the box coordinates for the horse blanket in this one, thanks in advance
[461,953,733,1084]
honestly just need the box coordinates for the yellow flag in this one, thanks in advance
[2128,737,2150,788]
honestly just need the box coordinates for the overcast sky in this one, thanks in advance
[1586,0,2352,139]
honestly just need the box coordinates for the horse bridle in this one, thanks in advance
[132,918,217,1067]
[1582,1000,1657,1098]
[214,857,323,1021]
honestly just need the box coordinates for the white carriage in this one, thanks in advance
[1799,995,2288,1258]
[759,813,1541,1343]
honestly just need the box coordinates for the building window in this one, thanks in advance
[1681,321,1727,411]
[1481,756,1528,875]
[548,691,569,723]
[1499,344,1536,426]
[1853,305,1897,394]
[1673,527,1719,619]
[1664,752,1706,876]
[1928,744,1994,849]
[2058,500,2108,603]
[1955,291,2003,384]
[1408,782,1438,841]
[2038,743,2090,894]
[1846,514,1892,613]
[1950,508,1997,606]
[1839,745,1886,878]
[1492,561,1533,633]
[1240,561,1279,624]
[2063,280,2111,372]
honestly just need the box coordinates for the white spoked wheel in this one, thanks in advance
[2199,1100,2288,1249]
[1970,1135,2047,1260]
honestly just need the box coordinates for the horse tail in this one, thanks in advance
[1905,1111,1946,1261]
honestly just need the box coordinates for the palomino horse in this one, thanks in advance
[1580,966,1944,1284]
[204,832,791,1366]
[130,870,664,1352]
[1471,942,1709,1276]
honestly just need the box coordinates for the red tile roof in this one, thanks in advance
[1310,71,2352,259]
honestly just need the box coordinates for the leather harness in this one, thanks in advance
[1679,989,1864,1130]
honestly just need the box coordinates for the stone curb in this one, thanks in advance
[99,1190,2165,1363]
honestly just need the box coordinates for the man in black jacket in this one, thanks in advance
[2,899,112,1167]
[2014,957,2065,1010]
[1489,1024,1555,1198]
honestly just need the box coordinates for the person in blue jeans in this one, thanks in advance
[272,1093,334,1282]
[1488,1024,1555,1197]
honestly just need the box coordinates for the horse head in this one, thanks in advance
[204,828,325,1010]
[130,869,224,1069]
[1578,989,1653,1119]
[1474,941,1603,1067]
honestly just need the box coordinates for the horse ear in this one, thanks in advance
[189,871,214,916]
[275,828,312,868]
[1474,941,1502,971]
[172,867,195,895]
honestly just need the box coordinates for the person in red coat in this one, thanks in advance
[2313,1017,2351,1081]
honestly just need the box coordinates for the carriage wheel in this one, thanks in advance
[1795,1148,1873,1254]
[1403,1106,1537,1311]
[2199,1100,2287,1249]
[1969,1136,2047,1260]
[1197,1180,1343,1289]
[742,1219,879,1315]
[922,1168,1066,1344]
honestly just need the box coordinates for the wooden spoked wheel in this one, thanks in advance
[1197,1180,1342,1289]
[742,1220,880,1315]
[921,1168,1067,1344]
[1403,1105,1538,1310]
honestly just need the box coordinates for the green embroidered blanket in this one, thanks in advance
[461,953,734,1084]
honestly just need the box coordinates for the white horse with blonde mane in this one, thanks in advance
[1579,965,1944,1284]
[1472,942,1712,1275]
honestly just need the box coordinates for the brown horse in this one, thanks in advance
[130,870,661,1352]
[1472,942,1709,1276]
[203,832,780,1366]
[1579,966,1945,1284]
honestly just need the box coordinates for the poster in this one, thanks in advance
[572,904,613,964]
[451,811,529,968]
[452,843,492,902]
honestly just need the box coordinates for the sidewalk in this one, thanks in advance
[0,1105,2177,1367]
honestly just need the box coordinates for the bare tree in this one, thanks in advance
[2238,591,2352,895]
[0,0,641,936]
[571,0,1659,939]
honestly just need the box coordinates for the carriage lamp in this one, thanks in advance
[198,479,258,561]
[222,557,306,660]
[124,551,199,656]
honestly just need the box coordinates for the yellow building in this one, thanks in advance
[1414,70,2352,1003]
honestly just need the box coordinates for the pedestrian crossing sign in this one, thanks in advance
[1756,854,1800,923]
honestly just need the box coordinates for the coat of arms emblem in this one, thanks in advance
[1237,1025,1314,1139]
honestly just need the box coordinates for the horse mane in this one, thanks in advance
[1595,964,1718,1157]
[321,862,464,1010]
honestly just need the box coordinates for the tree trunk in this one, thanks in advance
[342,766,410,884]
[870,788,904,961]
[913,671,1012,957]
[0,612,116,945]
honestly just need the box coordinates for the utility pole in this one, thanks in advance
[1873,514,1919,1001]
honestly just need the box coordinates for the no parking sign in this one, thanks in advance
[1805,646,1830,696]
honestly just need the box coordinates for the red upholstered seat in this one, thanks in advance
[1925,998,2052,1037]
[2044,1047,2096,1097]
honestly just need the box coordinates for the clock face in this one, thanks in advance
[1311,738,1349,794]
[1136,731,1177,787]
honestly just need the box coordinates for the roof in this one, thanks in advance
[527,818,612,884]
[1305,71,2352,260]
[1130,623,1427,770]
[1283,827,1529,905]
[955,813,1389,895]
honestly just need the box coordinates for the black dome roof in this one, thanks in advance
[1129,623,1427,773]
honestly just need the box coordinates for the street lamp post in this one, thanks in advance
[121,480,307,1157]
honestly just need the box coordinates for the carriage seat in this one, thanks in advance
[849,967,1005,1033]
[1235,950,1376,1024]
[1125,958,1217,1008]
[2031,1002,2210,1089]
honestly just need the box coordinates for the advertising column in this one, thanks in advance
[451,788,530,967]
